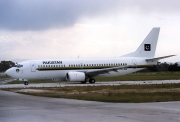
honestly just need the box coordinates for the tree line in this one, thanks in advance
[0,61,15,72]
[144,62,180,72]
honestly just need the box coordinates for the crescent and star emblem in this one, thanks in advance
[144,44,151,51]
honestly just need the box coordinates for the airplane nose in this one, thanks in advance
[5,68,20,78]
[5,69,10,76]
[5,68,14,77]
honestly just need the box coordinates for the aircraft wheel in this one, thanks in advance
[89,79,95,84]
[24,81,28,85]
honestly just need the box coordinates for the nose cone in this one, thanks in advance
[5,68,14,77]
[5,69,10,76]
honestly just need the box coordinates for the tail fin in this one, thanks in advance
[123,27,160,58]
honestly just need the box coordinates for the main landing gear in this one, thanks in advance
[24,81,28,85]
[81,78,96,84]
[89,78,95,83]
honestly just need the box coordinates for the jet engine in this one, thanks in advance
[66,72,85,82]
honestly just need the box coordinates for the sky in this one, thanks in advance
[0,0,179,63]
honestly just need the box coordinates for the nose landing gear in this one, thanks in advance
[19,79,29,85]
[21,79,28,85]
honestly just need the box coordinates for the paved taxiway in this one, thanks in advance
[0,79,180,88]
[0,78,14,85]
[0,90,180,122]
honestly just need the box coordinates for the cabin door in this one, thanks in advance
[30,61,36,72]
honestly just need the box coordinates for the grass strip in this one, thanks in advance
[0,75,10,79]
[3,84,180,103]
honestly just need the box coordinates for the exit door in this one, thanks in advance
[30,61,36,72]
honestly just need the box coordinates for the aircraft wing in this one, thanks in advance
[85,55,176,77]
[146,55,176,62]
[85,66,128,77]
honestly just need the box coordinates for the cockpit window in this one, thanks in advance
[14,64,23,68]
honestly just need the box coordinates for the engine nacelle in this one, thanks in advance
[66,72,85,82]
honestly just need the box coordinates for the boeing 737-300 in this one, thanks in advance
[5,27,175,85]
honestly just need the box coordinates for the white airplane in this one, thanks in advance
[6,27,175,85]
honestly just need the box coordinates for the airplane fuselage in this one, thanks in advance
[7,57,155,81]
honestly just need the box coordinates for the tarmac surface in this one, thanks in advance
[1,79,180,122]
[0,78,15,85]
[0,90,180,122]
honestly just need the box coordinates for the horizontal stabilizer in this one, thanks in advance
[145,55,176,62]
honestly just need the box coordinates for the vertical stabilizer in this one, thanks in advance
[123,27,160,58]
